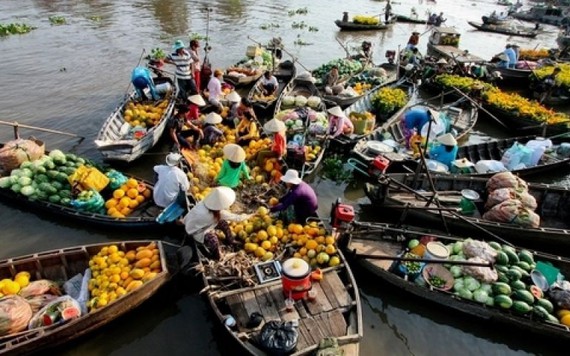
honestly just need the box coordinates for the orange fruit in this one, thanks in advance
[136,195,145,203]
[120,207,131,216]
[113,189,125,199]
[143,189,151,199]
[107,207,119,216]
[105,199,118,209]
[305,240,318,250]
[119,197,131,208]
[128,199,139,209]
[126,178,138,189]
[127,188,139,199]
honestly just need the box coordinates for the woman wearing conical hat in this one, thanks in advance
[327,106,354,138]
[215,144,251,188]
[256,118,287,167]
[428,133,458,169]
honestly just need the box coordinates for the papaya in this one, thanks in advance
[125,250,136,262]
[129,268,145,280]
[135,258,152,268]
[151,254,160,262]
[143,272,158,282]
[152,248,160,256]
[126,280,144,292]
[135,249,153,260]
[122,277,134,288]
[150,260,161,270]
[145,242,157,250]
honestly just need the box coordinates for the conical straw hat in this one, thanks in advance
[203,186,236,210]
[436,133,457,146]
[226,91,241,103]
[327,106,345,117]
[188,94,206,106]
[204,112,222,124]
[223,143,246,163]
[263,118,286,133]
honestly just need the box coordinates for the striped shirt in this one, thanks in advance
[168,50,194,80]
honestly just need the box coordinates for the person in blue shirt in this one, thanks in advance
[504,44,517,69]
[401,108,437,148]
[428,133,458,168]
[131,66,159,101]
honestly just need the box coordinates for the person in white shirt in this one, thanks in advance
[183,187,250,260]
[259,71,278,96]
[207,69,223,112]
[153,152,190,208]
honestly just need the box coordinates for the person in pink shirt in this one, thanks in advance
[327,106,354,138]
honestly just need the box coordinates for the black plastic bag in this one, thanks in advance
[256,320,298,355]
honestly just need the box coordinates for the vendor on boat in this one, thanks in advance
[327,106,354,138]
[538,67,562,103]
[131,66,159,101]
[323,65,344,95]
[224,91,242,128]
[165,40,197,99]
[201,113,224,146]
[216,144,251,188]
[153,153,190,208]
[235,99,259,146]
[428,133,458,168]
[186,94,206,122]
[257,118,287,167]
[342,12,349,23]
[407,32,420,50]
[189,39,202,93]
[207,69,224,112]
[384,0,392,23]
[504,44,517,69]
[269,169,318,224]
[259,71,279,96]
[168,105,203,149]
[183,187,250,260]
[401,107,437,148]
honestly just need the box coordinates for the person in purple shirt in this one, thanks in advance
[270,169,318,224]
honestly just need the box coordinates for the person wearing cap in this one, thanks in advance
[235,99,259,146]
[207,69,224,112]
[257,118,287,166]
[259,71,279,96]
[189,39,202,92]
[165,40,197,99]
[224,91,242,128]
[183,187,250,260]
[153,152,190,208]
[401,107,436,148]
[201,112,224,146]
[216,144,251,188]
[407,31,420,50]
[323,66,343,95]
[270,169,318,224]
[327,106,354,138]
[428,133,458,168]
[168,104,203,149]
[131,66,159,101]
[186,94,206,122]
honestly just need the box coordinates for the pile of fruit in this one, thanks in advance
[0,272,31,297]
[312,58,364,82]
[371,87,409,116]
[304,145,322,161]
[87,242,161,310]
[123,100,169,128]
[439,35,460,46]
[434,74,492,94]
[518,48,550,61]
[104,178,151,218]
[351,82,372,95]
[532,63,570,89]
[352,15,380,25]
[253,93,276,102]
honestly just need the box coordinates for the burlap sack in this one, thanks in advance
[0,138,45,172]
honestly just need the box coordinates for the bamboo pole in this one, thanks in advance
[0,120,84,140]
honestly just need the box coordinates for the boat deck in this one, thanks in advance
[349,238,402,271]
[430,45,486,63]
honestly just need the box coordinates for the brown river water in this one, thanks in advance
[0,0,568,355]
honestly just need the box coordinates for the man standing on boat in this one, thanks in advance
[165,40,198,100]
[384,0,393,24]
[504,44,517,69]
[153,152,190,208]
[131,66,159,101]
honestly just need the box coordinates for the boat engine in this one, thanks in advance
[330,198,355,229]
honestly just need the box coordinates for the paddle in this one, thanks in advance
[349,250,492,267]
[0,120,85,141]
[450,86,509,129]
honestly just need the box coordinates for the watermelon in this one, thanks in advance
[517,261,531,272]
[495,251,509,266]
[48,195,61,204]
[507,268,522,281]
[510,280,526,291]
[488,241,502,251]
[61,307,80,320]
[536,298,554,314]
[493,282,512,296]
[504,249,519,265]
[518,250,535,265]
[512,300,533,314]
[494,295,513,309]
[533,305,549,320]
[545,314,560,324]
[513,289,534,305]
[495,265,509,273]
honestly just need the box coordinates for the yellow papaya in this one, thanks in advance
[150,260,161,270]
[125,280,143,292]
[135,249,153,260]
[135,258,152,268]
[129,268,145,280]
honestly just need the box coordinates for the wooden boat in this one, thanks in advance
[481,103,570,136]
[353,135,570,177]
[426,27,487,64]
[395,14,427,24]
[481,15,510,25]
[95,75,178,163]
[274,77,330,178]
[487,64,532,85]
[195,237,362,355]
[0,240,175,355]
[467,21,538,38]
[363,173,570,250]
[223,57,265,87]
[334,19,393,31]
[350,97,478,167]
[247,60,297,119]
[344,222,570,341]
[511,5,569,26]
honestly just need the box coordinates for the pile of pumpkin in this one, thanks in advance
[105,178,151,218]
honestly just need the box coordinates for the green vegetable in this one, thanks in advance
[517,261,531,272]
[485,296,495,307]
[535,298,554,314]
[510,280,526,291]
[453,279,464,292]
[512,300,533,314]
[0,177,12,188]
[493,282,512,296]
[518,250,534,265]
[457,288,473,300]
[495,251,509,265]
[533,305,549,320]
[453,241,463,255]
[11,184,22,193]
[494,295,513,309]
[20,186,35,197]
[506,268,522,281]
[18,177,32,186]
[473,289,489,303]
[449,265,462,278]
[463,276,481,292]
[488,241,502,251]
[428,275,447,288]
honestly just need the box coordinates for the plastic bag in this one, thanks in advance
[474,160,506,174]
[19,279,61,298]
[461,257,498,283]
[63,270,93,315]
[68,165,110,192]
[0,295,33,336]
[486,188,537,210]
[25,294,60,314]
[501,142,533,170]
[483,199,540,228]
[512,207,540,228]
[255,320,299,355]
[486,172,528,192]
[28,296,82,329]
[557,143,570,158]
[71,190,105,212]
[550,281,570,309]
[106,169,128,190]
[462,239,497,263]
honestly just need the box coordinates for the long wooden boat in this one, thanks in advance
[482,103,570,136]
[224,59,265,87]
[363,173,570,250]
[395,14,427,24]
[95,75,177,163]
[274,77,330,178]
[247,60,297,119]
[487,64,532,85]
[195,234,362,355]
[334,20,393,31]
[0,240,175,355]
[481,15,511,25]
[351,135,570,177]
[350,97,478,167]
[343,222,570,341]
[467,21,538,38]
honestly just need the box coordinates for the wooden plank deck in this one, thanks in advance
[350,238,402,271]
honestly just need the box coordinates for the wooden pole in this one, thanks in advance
[451,86,509,129]
[351,251,492,267]
[0,120,85,140]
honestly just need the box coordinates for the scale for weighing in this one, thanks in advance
[254,261,282,284]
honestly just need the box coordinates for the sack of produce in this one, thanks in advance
[68,165,109,192]
[462,239,497,263]
[28,295,82,329]
[483,199,540,228]
[19,280,62,298]
[0,295,33,336]
[25,294,60,313]
[512,207,540,228]
[550,281,570,309]
[486,172,528,193]
[461,257,498,283]
[106,169,128,190]
[485,187,537,210]
[0,138,45,173]
[255,320,298,354]
[71,189,105,212]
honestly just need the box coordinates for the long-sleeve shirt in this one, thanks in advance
[270,182,318,223]
[429,143,458,168]
[216,160,251,188]
[202,124,223,145]
[131,67,158,99]
[183,201,248,243]
[328,115,354,138]
[153,165,190,208]
[272,132,286,157]
[207,77,222,101]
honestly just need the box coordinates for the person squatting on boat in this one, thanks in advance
[235,99,260,146]
[131,66,159,101]
[428,133,459,168]
[186,94,206,122]
[168,105,203,150]
[323,65,344,95]
[153,153,190,208]
[215,144,251,189]
[259,71,279,96]
[327,106,354,138]
[201,113,224,146]
[224,91,242,128]
[256,118,287,167]
[165,40,198,99]
[269,169,318,224]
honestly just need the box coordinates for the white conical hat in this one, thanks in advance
[226,91,241,103]
[436,58,448,64]
[203,186,236,210]
[427,107,439,119]
[327,106,345,117]
[223,143,246,163]
[188,94,206,106]
[204,112,222,124]
[263,118,286,133]
[436,133,457,146]
[166,152,182,166]
[280,169,302,185]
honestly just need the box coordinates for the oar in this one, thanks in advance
[335,37,351,59]
[0,120,85,141]
[350,250,493,267]
[451,86,509,129]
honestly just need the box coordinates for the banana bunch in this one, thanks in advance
[371,87,409,115]
[353,15,380,25]
[519,48,550,61]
